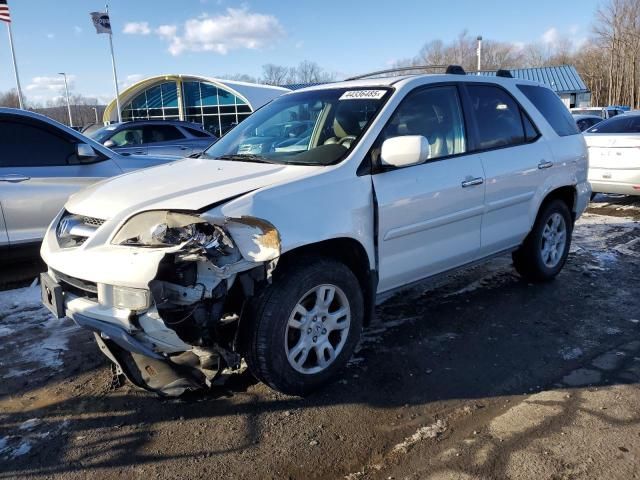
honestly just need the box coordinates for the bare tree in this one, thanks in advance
[0,89,22,108]
[261,64,290,85]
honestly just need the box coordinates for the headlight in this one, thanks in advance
[112,210,228,249]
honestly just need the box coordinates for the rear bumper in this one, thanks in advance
[589,180,640,196]
[589,169,640,196]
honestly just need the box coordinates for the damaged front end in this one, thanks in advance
[103,210,280,396]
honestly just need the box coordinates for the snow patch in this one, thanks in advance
[559,347,583,360]
[392,419,447,454]
[0,285,79,380]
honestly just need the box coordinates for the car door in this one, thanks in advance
[462,83,551,257]
[0,203,8,249]
[144,125,191,157]
[372,84,486,293]
[109,127,148,156]
[0,116,122,245]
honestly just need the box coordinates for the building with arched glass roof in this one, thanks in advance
[103,75,290,137]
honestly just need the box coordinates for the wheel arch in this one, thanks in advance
[538,185,577,223]
[278,237,377,326]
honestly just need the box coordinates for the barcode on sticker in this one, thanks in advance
[339,90,386,100]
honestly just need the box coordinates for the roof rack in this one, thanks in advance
[495,69,513,78]
[345,64,466,81]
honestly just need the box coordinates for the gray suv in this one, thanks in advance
[88,120,217,157]
[0,108,179,256]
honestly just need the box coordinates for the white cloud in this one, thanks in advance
[123,22,151,35]
[74,26,83,34]
[25,75,76,93]
[119,73,146,89]
[46,33,55,39]
[541,27,559,45]
[156,7,284,56]
[156,24,177,39]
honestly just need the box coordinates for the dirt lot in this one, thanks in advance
[1,195,640,480]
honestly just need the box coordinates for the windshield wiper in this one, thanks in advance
[215,154,278,164]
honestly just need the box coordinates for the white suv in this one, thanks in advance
[40,67,590,396]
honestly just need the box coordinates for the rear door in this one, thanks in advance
[463,83,552,256]
[0,116,122,245]
[144,125,191,156]
[372,84,486,292]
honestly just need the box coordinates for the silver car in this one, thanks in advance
[584,112,640,196]
[0,108,180,255]
[87,120,217,157]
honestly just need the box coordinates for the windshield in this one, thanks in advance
[87,125,119,143]
[201,88,391,165]
[586,115,640,134]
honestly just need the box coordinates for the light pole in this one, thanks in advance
[58,72,73,127]
[476,36,483,72]
[92,107,99,124]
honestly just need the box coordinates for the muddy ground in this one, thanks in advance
[1,195,640,480]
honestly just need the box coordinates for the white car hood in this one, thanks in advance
[66,157,320,219]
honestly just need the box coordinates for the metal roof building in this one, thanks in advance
[478,65,590,107]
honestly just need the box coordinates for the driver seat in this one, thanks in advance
[324,108,361,149]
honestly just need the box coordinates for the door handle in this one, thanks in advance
[179,146,190,150]
[538,160,553,169]
[461,177,484,188]
[0,174,30,183]
[132,151,145,155]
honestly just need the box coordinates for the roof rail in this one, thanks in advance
[345,64,464,81]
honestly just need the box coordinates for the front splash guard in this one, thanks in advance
[93,333,205,397]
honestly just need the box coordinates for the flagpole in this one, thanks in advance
[6,22,24,109]
[106,3,121,122]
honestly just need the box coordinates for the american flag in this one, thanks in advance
[0,0,11,23]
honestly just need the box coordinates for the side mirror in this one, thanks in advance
[380,135,431,168]
[103,139,115,149]
[76,143,97,162]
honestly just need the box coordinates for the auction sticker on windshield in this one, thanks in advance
[339,90,386,100]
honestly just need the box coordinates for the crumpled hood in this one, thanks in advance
[66,157,320,219]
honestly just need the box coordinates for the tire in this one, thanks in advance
[512,199,573,282]
[244,256,364,396]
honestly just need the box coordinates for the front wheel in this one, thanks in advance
[245,257,363,396]
[512,199,573,282]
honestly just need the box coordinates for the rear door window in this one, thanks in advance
[466,85,527,149]
[143,125,185,143]
[0,119,76,167]
[517,84,579,137]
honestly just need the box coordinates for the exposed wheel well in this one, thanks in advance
[279,238,377,325]
[540,186,577,223]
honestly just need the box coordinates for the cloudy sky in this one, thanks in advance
[0,0,600,104]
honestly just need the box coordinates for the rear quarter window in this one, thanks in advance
[517,85,579,137]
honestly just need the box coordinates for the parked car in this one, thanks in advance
[570,106,626,119]
[87,120,217,157]
[40,70,590,397]
[573,113,603,132]
[584,112,640,196]
[0,108,180,257]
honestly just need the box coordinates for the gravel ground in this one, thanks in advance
[1,194,639,480]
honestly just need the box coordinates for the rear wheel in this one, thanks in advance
[245,257,363,396]
[512,199,573,282]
